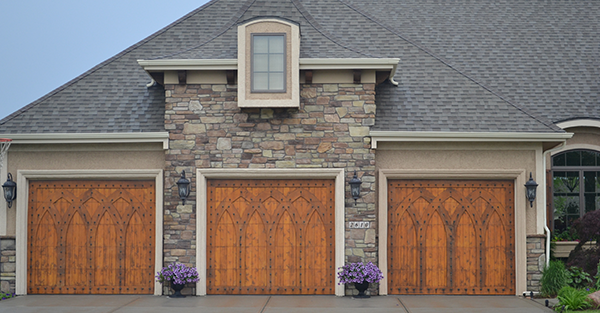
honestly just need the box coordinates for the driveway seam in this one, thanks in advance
[396,296,412,313]
[259,295,272,313]
[108,296,142,313]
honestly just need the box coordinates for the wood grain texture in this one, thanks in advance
[28,181,155,294]
[388,180,515,295]
[207,179,334,295]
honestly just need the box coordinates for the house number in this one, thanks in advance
[348,221,370,229]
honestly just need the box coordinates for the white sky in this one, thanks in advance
[0,0,211,120]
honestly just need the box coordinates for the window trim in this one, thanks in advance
[237,18,300,108]
[251,33,287,93]
[551,149,600,232]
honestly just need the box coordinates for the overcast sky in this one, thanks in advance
[0,0,211,121]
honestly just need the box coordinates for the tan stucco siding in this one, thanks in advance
[4,143,164,235]
[546,127,600,168]
[375,141,539,234]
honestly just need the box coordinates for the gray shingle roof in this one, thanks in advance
[341,0,599,127]
[2,0,595,134]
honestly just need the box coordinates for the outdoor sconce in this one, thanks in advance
[524,172,538,208]
[2,173,16,208]
[349,170,362,205]
[176,170,191,205]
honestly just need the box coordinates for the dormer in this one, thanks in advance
[237,18,300,108]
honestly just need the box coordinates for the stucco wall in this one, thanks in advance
[546,127,600,166]
[3,143,165,235]
[375,141,539,234]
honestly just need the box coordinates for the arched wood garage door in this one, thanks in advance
[388,180,515,295]
[207,179,335,294]
[27,180,155,294]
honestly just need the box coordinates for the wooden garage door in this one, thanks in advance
[28,180,155,294]
[388,180,515,295]
[207,179,335,294]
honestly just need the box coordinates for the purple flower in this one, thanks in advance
[156,263,200,285]
[337,262,383,284]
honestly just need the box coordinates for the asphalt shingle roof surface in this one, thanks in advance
[1,0,595,134]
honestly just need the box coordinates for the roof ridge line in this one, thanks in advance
[290,0,379,58]
[337,0,563,133]
[0,0,221,126]
[152,0,258,60]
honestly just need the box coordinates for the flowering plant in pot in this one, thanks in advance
[156,263,199,298]
[337,262,383,298]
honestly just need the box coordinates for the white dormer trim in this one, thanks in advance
[238,18,300,108]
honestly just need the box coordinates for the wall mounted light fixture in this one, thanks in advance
[2,173,16,208]
[176,170,191,205]
[349,170,362,205]
[524,172,538,208]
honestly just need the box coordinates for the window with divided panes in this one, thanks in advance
[552,150,600,234]
[251,34,285,92]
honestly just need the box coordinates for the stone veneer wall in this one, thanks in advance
[526,235,546,292]
[0,237,15,293]
[163,83,378,295]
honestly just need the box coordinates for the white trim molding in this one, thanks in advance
[550,143,600,156]
[556,119,600,130]
[0,132,170,150]
[138,58,401,86]
[370,131,573,149]
[377,169,527,296]
[138,59,238,71]
[299,58,400,85]
[196,168,346,296]
[15,169,164,295]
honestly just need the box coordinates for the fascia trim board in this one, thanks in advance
[138,58,400,71]
[370,131,574,149]
[0,132,170,149]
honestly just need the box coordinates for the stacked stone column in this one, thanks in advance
[526,235,546,292]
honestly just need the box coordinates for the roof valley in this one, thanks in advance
[337,0,562,133]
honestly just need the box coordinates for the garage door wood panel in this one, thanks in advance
[388,180,514,295]
[28,181,155,294]
[207,179,334,295]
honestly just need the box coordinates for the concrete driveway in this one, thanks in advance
[0,295,554,313]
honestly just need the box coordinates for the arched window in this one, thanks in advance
[552,150,600,234]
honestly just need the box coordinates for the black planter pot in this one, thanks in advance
[353,281,370,298]
[170,282,186,298]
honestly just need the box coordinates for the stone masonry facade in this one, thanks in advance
[163,83,378,295]
[526,235,546,292]
[0,237,16,294]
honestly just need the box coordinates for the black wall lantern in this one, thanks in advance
[349,170,362,205]
[176,170,191,205]
[2,173,16,208]
[525,172,538,208]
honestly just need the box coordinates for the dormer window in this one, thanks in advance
[252,34,286,92]
[238,19,299,108]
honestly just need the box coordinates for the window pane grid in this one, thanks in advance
[552,150,600,234]
[252,34,285,92]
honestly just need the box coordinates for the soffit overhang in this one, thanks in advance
[370,131,574,150]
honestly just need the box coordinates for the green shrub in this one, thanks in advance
[567,266,594,289]
[540,260,569,297]
[595,260,600,290]
[557,286,593,311]
[0,292,15,300]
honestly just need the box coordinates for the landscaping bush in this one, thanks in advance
[567,210,600,278]
[596,261,600,290]
[0,292,15,300]
[557,286,593,311]
[541,260,569,297]
[567,266,594,289]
